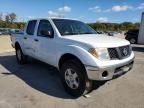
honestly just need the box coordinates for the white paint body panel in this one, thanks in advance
[11,18,134,80]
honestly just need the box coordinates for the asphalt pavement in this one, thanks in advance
[0,45,144,108]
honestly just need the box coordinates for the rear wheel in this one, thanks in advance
[15,46,27,64]
[60,59,92,97]
[129,38,136,44]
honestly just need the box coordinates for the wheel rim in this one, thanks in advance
[65,68,79,89]
[130,38,136,44]
[17,49,22,61]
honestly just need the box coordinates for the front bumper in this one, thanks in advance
[85,56,134,80]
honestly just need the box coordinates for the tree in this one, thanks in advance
[10,23,17,28]
[9,13,16,23]
[134,23,140,29]
[88,22,140,31]
[5,15,10,23]
[0,13,3,21]
[121,22,134,30]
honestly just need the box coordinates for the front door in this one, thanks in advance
[33,19,57,66]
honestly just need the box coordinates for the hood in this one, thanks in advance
[63,34,130,48]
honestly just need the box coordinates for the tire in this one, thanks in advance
[60,59,92,97]
[15,46,27,64]
[129,38,136,44]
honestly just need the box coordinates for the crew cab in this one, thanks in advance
[11,18,134,97]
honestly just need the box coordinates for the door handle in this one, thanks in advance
[34,39,39,42]
[24,37,27,39]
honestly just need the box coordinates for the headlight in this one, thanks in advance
[88,48,110,60]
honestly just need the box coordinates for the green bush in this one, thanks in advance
[0,21,25,29]
[88,22,140,31]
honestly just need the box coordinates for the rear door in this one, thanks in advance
[23,20,37,56]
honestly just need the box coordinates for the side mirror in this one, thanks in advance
[40,30,54,38]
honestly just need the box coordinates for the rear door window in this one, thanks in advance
[26,20,37,35]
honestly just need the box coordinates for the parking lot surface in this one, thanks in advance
[0,45,144,108]
[0,35,14,53]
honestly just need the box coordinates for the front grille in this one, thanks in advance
[108,48,119,60]
[108,45,131,60]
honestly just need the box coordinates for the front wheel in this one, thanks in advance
[60,59,92,97]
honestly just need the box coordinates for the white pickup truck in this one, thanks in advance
[11,18,134,97]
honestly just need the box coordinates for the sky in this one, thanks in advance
[0,0,144,23]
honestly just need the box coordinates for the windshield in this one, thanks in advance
[52,19,97,36]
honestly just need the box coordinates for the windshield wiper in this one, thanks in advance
[84,32,93,34]
[79,32,94,34]
[62,32,95,36]
[63,32,80,36]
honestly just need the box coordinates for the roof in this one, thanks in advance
[28,17,80,21]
